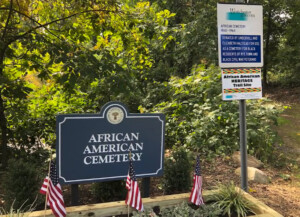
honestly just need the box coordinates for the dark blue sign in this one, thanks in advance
[56,102,165,184]
[221,34,261,63]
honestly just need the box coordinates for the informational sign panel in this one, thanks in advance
[217,3,263,68]
[56,102,165,184]
[222,68,262,100]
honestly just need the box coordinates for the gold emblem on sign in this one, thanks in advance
[107,107,124,124]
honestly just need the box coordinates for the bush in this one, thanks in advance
[194,203,223,217]
[132,202,223,217]
[148,65,281,162]
[162,146,191,194]
[91,180,127,202]
[160,202,195,217]
[1,159,42,210]
[206,182,256,217]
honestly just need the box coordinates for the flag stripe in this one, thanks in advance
[40,162,66,217]
[125,159,143,211]
[48,182,66,216]
[41,177,66,217]
[190,156,204,206]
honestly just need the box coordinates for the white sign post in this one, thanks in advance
[218,3,263,68]
[218,3,263,101]
[217,3,264,192]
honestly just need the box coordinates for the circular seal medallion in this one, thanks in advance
[106,107,124,124]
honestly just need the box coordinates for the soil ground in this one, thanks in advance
[250,87,300,217]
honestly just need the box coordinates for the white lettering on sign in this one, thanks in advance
[88,132,139,143]
[83,132,143,165]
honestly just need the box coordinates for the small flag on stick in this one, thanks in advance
[40,161,67,217]
[125,156,144,211]
[190,155,204,206]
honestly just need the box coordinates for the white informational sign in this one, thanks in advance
[217,3,263,68]
[222,68,262,100]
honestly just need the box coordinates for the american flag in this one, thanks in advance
[189,155,204,206]
[40,161,66,217]
[125,158,144,211]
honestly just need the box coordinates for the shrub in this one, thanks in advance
[162,146,191,194]
[194,203,223,217]
[132,202,222,217]
[1,159,42,210]
[160,202,195,217]
[132,208,158,217]
[206,182,256,217]
[148,65,281,162]
[91,180,127,202]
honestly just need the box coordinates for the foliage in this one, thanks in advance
[193,203,223,217]
[0,0,294,209]
[206,182,256,217]
[0,0,292,173]
[276,0,300,86]
[132,208,159,217]
[160,202,196,217]
[149,0,219,78]
[246,101,281,162]
[147,65,281,162]
[91,180,127,202]
[161,202,223,217]
[1,159,42,210]
[0,199,36,217]
[162,146,191,194]
[132,202,222,217]
[0,0,178,169]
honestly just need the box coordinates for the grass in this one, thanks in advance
[206,182,257,217]
[277,116,290,126]
[0,198,36,217]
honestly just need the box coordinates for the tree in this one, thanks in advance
[260,0,288,87]
[279,0,300,83]
[149,0,219,78]
[0,0,177,168]
[0,0,119,168]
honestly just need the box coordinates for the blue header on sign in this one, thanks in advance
[221,34,261,63]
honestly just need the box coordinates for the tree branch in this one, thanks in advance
[1,0,13,42]
[9,8,120,44]
[10,8,63,41]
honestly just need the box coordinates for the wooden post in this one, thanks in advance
[142,177,150,198]
[71,184,79,206]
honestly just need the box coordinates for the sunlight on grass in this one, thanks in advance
[277,116,290,125]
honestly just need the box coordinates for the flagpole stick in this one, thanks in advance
[128,151,132,217]
[44,151,52,217]
[128,151,131,217]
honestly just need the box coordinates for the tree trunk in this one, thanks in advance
[0,56,8,169]
[0,92,8,169]
[0,0,13,169]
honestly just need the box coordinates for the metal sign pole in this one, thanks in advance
[236,0,248,192]
[239,100,248,191]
